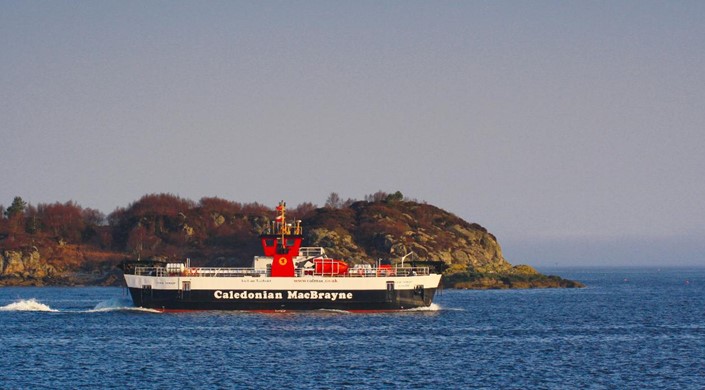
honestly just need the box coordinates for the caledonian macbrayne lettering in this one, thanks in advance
[213,290,353,301]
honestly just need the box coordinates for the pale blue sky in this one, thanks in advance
[2,1,703,266]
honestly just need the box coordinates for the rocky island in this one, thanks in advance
[0,192,582,289]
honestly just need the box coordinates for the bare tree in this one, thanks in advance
[325,192,342,209]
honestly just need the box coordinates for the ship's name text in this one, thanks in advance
[213,290,353,301]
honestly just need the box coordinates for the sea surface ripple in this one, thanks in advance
[1,267,703,389]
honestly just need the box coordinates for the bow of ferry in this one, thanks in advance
[121,201,442,312]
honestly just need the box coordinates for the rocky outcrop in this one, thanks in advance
[0,246,124,286]
[444,265,585,289]
[303,201,512,272]
[1,248,57,285]
[306,228,365,261]
[302,201,582,289]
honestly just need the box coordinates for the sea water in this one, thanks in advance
[0,268,703,389]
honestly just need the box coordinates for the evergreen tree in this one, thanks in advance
[5,196,27,218]
[385,191,404,202]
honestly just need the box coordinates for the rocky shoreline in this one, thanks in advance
[443,271,584,289]
[0,248,124,287]
[0,272,123,287]
[1,271,584,289]
[1,248,582,289]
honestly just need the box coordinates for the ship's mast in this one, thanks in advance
[261,200,303,277]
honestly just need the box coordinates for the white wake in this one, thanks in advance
[0,298,59,312]
[0,297,160,313]
[406,303,442,312]
[88,297,161,313]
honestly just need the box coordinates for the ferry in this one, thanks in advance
[120,201,442,312]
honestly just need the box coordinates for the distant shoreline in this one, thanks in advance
[9,266,703,289]
[1,272,586,289]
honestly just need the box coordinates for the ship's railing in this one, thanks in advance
[298,247,325,258]
[298,266,431,277]
[348,266,430,277]
[132,265,431,278]
[133,266,266,277]
[389,266,430,277]
[134,266,165,276]
[187,267,266,277]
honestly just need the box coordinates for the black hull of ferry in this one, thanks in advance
[127,287,437,312]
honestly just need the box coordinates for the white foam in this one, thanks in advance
[89,297,134,311]
[88,297,161,313]
[410,303,467,312]
[406,303,442,312]
[0,298,58,312]
[316,308,352,314]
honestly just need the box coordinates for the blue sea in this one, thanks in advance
[1,267,703,389]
